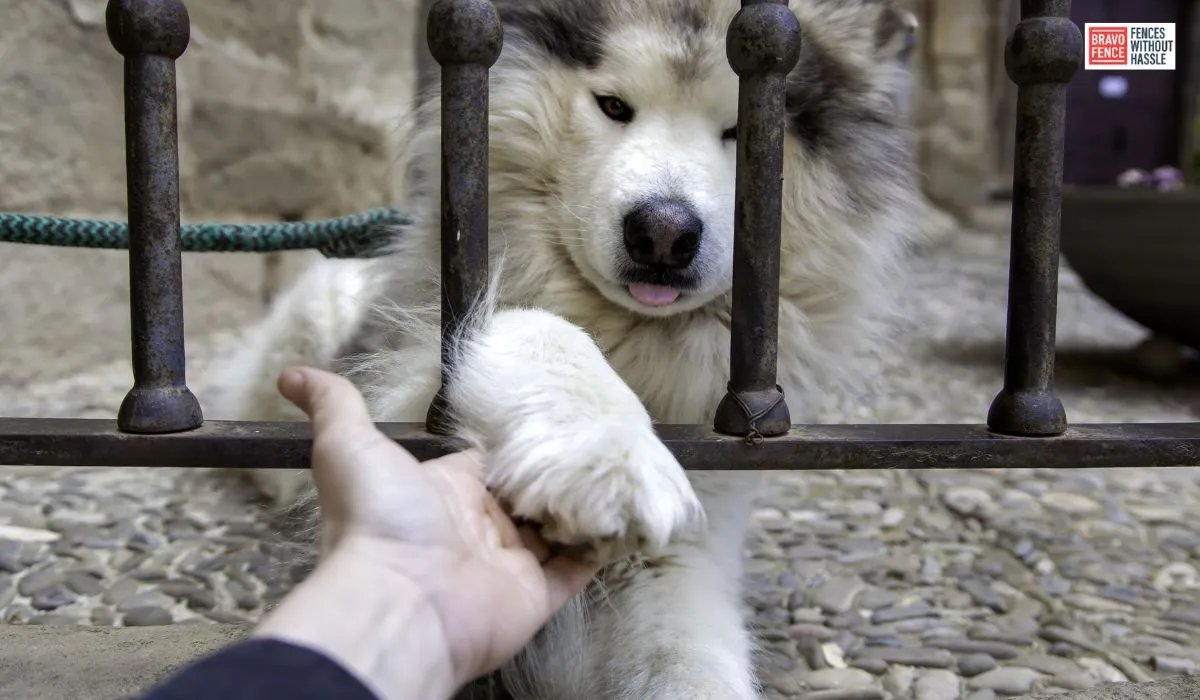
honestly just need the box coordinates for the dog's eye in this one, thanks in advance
[595,95,635,123]
[721,126,737,141]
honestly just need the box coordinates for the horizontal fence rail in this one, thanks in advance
[0,0,1197,478]
[2,420,1199,471]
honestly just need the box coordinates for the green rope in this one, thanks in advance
[0,207,410,258]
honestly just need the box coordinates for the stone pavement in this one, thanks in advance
[1,213,1199,699]
[0,624,248,700]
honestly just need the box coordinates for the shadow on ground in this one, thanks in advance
[930,339,1200,402]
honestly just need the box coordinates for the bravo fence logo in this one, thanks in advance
[1085,23,1176,70]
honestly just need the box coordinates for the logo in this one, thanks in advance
[1085,23,1176,70]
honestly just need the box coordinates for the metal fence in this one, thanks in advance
[1,0,1198,476]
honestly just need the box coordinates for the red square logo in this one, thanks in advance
[1089,26,1128,65]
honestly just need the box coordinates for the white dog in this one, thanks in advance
[204,0,922,697]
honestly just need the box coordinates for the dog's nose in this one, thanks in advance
[622,199,703,269]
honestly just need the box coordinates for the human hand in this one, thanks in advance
[259,366,600,698]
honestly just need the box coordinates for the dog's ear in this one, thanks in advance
[873,3,919,63]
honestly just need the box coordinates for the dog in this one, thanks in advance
[203,0,922,697]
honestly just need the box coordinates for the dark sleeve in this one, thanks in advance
[133,638,379,700]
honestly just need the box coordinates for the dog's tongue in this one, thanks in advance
[628,283,680,307]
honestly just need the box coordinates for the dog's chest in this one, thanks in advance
[593,320,732,425]
[586,305,818,426]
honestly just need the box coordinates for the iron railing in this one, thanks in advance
[1,0,1199,476]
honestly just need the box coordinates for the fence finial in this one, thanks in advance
[106,0,190,59]
[426,0,503,66]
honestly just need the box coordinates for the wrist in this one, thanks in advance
[252,538,459,700]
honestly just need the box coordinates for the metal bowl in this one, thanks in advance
[1059,185,1200,352]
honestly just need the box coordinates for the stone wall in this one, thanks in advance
[908,0,1015,224]
[0,0,1002,227]
[0,0,418,222]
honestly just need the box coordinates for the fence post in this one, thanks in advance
[422,0,503,435]
[713,0,801,440]
[986,0,1081,436]
[107,0,203,434]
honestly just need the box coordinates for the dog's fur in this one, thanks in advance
[204,0,922,697]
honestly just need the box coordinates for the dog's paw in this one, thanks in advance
[487,423,705,564]
[446,308,705,563]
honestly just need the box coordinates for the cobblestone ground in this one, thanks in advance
[2,221,1198,700]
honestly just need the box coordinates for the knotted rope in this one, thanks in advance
[0,207,409,258]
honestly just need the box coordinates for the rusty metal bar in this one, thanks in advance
[422,0,503,435]
[986,0,1081,437]
[107,0,203,434]
[2,418,1199,471]
[713,0,801,440]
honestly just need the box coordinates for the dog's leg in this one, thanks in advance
[202,257,384,508]
[495,474,760,700]
[587,473,762,700]
[438,306,715,699]
[446,307,705,561]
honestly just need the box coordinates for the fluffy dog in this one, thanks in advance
[204,0,922,697]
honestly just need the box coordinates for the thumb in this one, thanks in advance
[277,366,376,436]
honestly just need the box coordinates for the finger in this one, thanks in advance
[421,451,520,552]
[516,525,551,564]
[540,557,602,612]
[480,491,525,550]
[277,366,375,436]
[422,448,486,479]
[420,450,490,500]
[276,367,309,410]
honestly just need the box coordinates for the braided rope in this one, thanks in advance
[0,207,409,258]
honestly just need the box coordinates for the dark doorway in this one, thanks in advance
[1063,0,1190,185]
